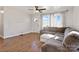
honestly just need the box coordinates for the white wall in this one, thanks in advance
[4,7,32,38]
[65,7,79,30]
[0,11,4,38]
[64,7,73,27]
[72,7,79,30]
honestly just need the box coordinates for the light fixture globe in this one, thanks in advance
[0,10,4,13]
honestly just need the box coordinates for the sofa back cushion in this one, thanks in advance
[40,27,66,35]
[55,27,66,33]
[41,27,66,33]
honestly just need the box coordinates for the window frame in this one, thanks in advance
[41,13,64,28]
[41,14,51,28]
[54,13,63,27]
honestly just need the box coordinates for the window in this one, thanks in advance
[42,15,50,28]
[42,13,63,28]
[54,13,63,27]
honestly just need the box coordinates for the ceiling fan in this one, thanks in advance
[29,6,46,13]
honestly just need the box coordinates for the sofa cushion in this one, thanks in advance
[45,38,62,47]
[55,27,66,33]
[40,34,55,39]
[55,33,64,41]
[40,27,66,35]
[40,34,55,42]
[40,30,56,35]
[45,27,66,33]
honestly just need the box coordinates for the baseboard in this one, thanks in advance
[0,35,4,39]
[31,31,40,33]
[4,31,33,39]
[30,32,40,33]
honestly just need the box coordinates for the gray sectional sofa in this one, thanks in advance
[40,27,79,52]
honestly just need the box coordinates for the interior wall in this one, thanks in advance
[4,7,32,38]
[0,11,4,38]
[64,7,73,27]
[65,7,79,30]
[72,7,79,30]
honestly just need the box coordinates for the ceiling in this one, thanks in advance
[14,6,73,14]
[0,6,73,14]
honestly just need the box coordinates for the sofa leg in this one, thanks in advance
[41,44,48,52]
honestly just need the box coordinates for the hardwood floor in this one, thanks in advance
[0,33,42,52]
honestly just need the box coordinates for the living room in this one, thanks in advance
[0,6,79,52]
[40,6,79,52]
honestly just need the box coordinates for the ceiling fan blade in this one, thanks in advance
[35,6,46,10]
[38,9,44,13]
[39,8,46,10]
[35,6,38,10]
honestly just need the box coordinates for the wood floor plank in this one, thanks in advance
[0,33,41,52]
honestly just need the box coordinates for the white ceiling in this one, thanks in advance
[14,6,73,14]
[42,6,73,13]
[0,6,73,14]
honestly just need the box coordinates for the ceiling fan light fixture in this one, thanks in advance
[0,6,4,14]
[0,10,4,13]
[35,10,39,13]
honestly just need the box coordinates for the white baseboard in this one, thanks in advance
[4,31,32,39]
[0,35,4,39]
[31,31,40,33]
